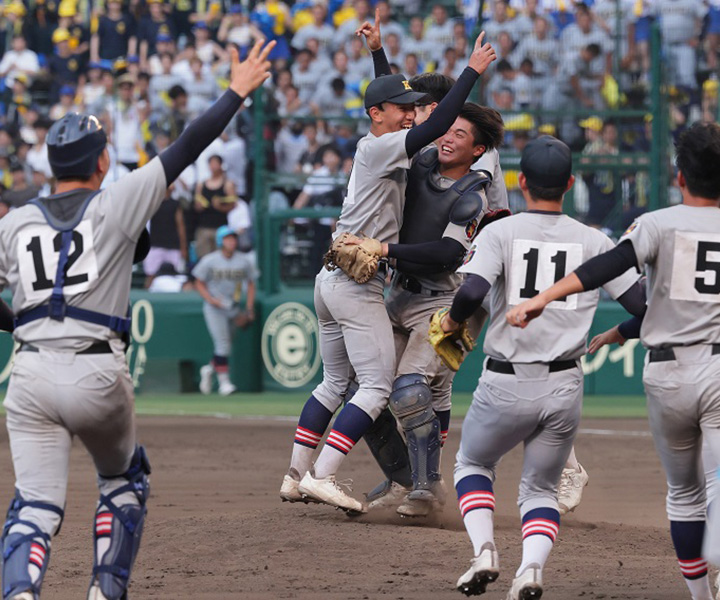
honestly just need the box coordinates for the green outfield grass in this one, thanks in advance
[110,392,649,420]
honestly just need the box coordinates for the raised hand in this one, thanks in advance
[588,325,626,354]
[355,7,382,52]
[468,31,497,76]
[229,39,276,98]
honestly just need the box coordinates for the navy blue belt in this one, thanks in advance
[18,341,113,354]
[648,344,720,363]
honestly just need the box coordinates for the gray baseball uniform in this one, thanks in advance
[192,249,258,356]
[0,157,166,595]
[311,128,411,419]
[455,211,638,508]
[656,0,704,88]
[620,205,720,522]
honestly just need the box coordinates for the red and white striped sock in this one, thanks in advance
[456,475,495,556]
[517,507,559,576]
[289,426,323,476]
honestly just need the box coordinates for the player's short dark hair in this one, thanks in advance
[168,84,187,100]
[675,122,720,199]
[458,102,504,151]
[409,72,455,104]
[526,182,566,201]
[585,43,601,58]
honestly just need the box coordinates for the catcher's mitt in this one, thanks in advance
[428,307,475,372]
[478,208,512,232]
[323,232,383,284]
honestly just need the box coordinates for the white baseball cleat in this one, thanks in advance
[557,463,589,515]
[365,480,411,510]
[298,471,366,514]
[506,563,543,600]
[199,364,214,395]
[280,468,319,503]
[218,381,237,396]
[456,542,500,596]
[10,593,35,600]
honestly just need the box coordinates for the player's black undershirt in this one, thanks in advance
[0,299,13,332]
[370,48,478,158]
[159,89,245,184]
[387,238,465,273]
[618,314,643,340]
[574,240,639,290]
[449,274,491,323]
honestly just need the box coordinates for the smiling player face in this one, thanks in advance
[437,117,484,169]
[383,102,417,132]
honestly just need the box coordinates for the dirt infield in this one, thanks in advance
[0,415,698,599]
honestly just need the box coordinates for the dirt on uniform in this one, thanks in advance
[0,416,696,599]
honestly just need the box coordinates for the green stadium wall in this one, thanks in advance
[0,290,645,395]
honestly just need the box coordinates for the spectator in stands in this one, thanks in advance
[296,122,327,173]
[193,154,237,258]
[148,33,177,75]
[24,0,54,58]
[0,35,39,87]
[185,56,218,115]
[404,16,434,69]
[290,48,318,103]
[439,46,464,80]
[306,37,333,72]
[333,0,371,52]
[483,0,521,49]
[4,164,40,209]
[511,16,558,84]
[26,118,51,179]
[31,168,50,197]
[404,53,420,78]
[194,21,228,67]
[560,3,612,73]
[48,28,84,104]
[149,52,183,99]
[310,77,357,117]
[48,83,76,120]
[580,116,620,227]
[60,2,91,60]
[384,32,405,68]
[375,1,405,42]
[222,121,248,200]
[275,120,310,175]
[544,0,577,36]
[111,73,145,170]
[0,196,10,220]
[292,2,335,56]
[144,189,189,287]
[138,0,176,69]
[218,5,264,59]
[346,36,373,81]
[425,4,455,63]
[292,145,345,210]
[91,0,137,62]
[278,84,310,117]
[319,49,353,90]
[623,0,655,84]
[656,0,704,90]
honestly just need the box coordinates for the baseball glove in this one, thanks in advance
[323,232,383,284]
[428,307,475,372]
[479,208,512,231]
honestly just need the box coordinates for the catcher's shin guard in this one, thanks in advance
[362,408,413,489]
[89,445,151,600]
[389,374,441,492]
[2,491,64,600]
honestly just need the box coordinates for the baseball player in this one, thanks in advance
[0,41,274,600]
[357,24,589,519]
[193,225,257,396]
[507,122,720,600]
[279,28,498,514]
[441,136,644,598]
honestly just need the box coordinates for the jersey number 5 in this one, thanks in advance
[670,232,720,303]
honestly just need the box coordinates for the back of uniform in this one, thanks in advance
[463,211,637,362]
[0,157,167,350]
[621,204,720,348]
[453,209,637,598]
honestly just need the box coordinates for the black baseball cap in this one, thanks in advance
[364,74,429,109]
[520,135,572,188]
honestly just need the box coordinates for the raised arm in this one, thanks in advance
[404,32,496,157]
[356,8,391,76]
[160,40,274,184]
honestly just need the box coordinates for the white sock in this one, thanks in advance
[565,446,580,472]
[684,574,713,600]
[313,445,346,479]
[289,443,315,477]
[463,509,495,556]
[217,372,231,385]
[517,535,554,576]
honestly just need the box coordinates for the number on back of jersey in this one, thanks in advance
[508,239,583,310]
[670,231,720,302]
[17,220,99,304]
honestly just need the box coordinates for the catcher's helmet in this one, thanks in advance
[47,112,107,180]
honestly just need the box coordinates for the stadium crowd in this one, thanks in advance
[0,0,717,286]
